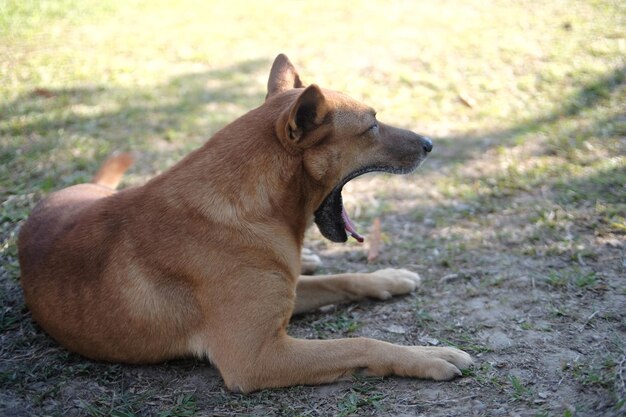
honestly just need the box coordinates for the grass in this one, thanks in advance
[1,0,625,416]
[311,312,361,338]
[568,355,617,390]
[413,306,435,329]
[508,374,533,402]
[80,390,153,417]
[333,377,386,417]
[157,394,198,417]
[438,335,493,355]
[544,267,602,292]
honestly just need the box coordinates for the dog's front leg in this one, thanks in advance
[202,268,469,392]
[217,335,472,392]
[293,269,421,314]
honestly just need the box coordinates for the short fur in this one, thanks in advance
[18,55,472,392]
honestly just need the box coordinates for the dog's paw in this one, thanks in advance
[300,248,322,274]
[432,346,474,371]
[363,268,421,300]
[408,346,474,381]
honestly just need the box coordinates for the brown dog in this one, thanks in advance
[18,54,472,392]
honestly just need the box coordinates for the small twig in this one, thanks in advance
[458,92,477,108]
[439,273,460,283]
[616,354,626,401]
[367,217,382,263]
[579,310,600,332]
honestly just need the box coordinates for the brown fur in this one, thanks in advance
[18,55,472,392]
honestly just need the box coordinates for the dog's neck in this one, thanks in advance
[148,106,326,248]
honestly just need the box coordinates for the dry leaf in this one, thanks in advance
[33,88,55,98]
[458,92,477,108]
[367,217,381,263]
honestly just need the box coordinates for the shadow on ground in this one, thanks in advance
[0,58,270,194]
[433,64,624,160]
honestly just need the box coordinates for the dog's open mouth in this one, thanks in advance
[313,182,362,243]
[314,166,399,243]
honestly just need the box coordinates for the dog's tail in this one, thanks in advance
[91,152,134,189]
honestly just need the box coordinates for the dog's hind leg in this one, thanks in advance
[293,269,420,314]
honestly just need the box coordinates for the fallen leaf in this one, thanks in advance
[367,217,381,263]
[32,88,55,98]
[418,335,440,345]
[386,325,406,334]
[458,92,477,108]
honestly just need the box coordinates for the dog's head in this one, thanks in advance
[265,54,433,243]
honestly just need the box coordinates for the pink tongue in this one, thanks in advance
[341,206,364,242]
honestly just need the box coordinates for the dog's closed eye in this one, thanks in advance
[360,123,379,136]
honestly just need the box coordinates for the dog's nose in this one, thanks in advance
[420,135,433,153]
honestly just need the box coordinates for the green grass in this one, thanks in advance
[569,356,617,389]
[508,375,533,402]
[413,305,435,329]
[438,334,493,355]
[158,394,199,417]
[0,0,115,38]
[312,312,361,338]
[544,267,601,292]
[81,390,153,417]
[334,376,385,417]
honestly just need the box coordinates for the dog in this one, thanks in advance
[18,54,472,392]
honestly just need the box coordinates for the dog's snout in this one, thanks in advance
[419,135,433,153]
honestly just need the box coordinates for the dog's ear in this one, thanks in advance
[284,84,330,144]
[266,54,304,100]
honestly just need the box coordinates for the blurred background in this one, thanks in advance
[1,1,624,416]
[2,0,623,173]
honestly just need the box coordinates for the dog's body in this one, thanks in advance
[18,55,472,392]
